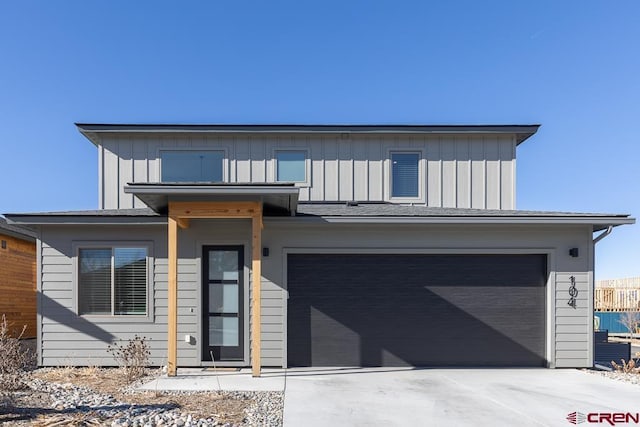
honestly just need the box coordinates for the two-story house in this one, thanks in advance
[6,124,634,376]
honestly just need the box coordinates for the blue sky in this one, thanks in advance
[0,1,638,280]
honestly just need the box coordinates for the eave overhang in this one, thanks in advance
[5,204,633,232]
[4,213,166,226]
[76,123,540,145]
[265,215,634,231]
[124,183,300,215]
[0,220,37,241]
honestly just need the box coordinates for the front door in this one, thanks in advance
[202,246,244,361]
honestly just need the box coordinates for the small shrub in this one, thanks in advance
[107,335,151,382]
[618,311,640,340]
[611,358,640,374]
[0,314,33,390]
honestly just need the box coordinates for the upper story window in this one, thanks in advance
[78,246,148,316]
[276,150,306,182]
[161,151,224,182]
[391,152,420,198]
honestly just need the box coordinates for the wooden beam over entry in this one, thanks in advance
[170,201,262,219]
[166,201,263,377]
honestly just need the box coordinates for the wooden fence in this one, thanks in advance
[595,287,640,312]
[596,277,640,288]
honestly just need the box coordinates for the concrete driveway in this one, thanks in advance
[283,367,640,426]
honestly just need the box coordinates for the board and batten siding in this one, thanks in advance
[97,133,517,210]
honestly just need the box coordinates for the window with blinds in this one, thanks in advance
[391,152,419,198]
[78,247,148,316]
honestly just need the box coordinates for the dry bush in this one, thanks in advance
[611,357,640,374]
[618,311,640,340]
[0,314,33,390]
[107,335,151,383]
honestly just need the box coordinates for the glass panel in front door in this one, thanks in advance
[203,246,243,361]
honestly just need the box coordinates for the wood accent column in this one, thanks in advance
[167,216,178,377]
[166,201,263,377]
[251,214,262,377]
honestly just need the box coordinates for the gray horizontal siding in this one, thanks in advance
[554,271,591,368]
[262,222,594,369]
[99,133,516,210]
[39,227,182,367]
[39,221,593,370]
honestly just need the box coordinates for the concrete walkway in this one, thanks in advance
[140,367,640,426]
[138,368,285,392]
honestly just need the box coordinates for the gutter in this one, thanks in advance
[593,225,614,244]
[264,216,635,228]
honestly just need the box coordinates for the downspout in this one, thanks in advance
[593,225,613,244]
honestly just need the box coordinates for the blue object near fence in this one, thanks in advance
[595,342,631,365]
[595,312,631,334]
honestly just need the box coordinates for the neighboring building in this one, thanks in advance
[0,217,37,338]
[5,124,635,375]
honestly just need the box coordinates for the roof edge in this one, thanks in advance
[268,215,635,231]
[76,123,541,145]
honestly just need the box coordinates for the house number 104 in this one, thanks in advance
[567,275,578,309]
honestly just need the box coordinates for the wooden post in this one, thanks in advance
[166,201,262,377]
[167,216,178,376]
[251,212,262,377]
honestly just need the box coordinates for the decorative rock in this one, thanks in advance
[17,375,284,426]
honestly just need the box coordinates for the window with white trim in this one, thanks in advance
[161,150,224,182]
[391,152,419,198]
[78,247,148,316]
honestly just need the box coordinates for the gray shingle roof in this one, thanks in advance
[4,204,632,232]
[5,208,161,217]
[295,203,629,218]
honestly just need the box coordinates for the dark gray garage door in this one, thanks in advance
[287,254,546,367]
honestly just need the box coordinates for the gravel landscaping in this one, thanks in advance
[588,370,640,386]
[584,366,640,386]
[0,367,283,426]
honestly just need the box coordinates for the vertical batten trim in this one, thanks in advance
[98,144,104,209]
[321,137,326,200]
[512,136,517,209]
[467,137,472,208]
[482,136,487,209]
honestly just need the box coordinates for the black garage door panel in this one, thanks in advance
[287,254,546,367]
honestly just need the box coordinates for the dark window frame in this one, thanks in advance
[275,150,308,183]
[390,151,421,199]
[160,150,226,183]
[76,244,151,317]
